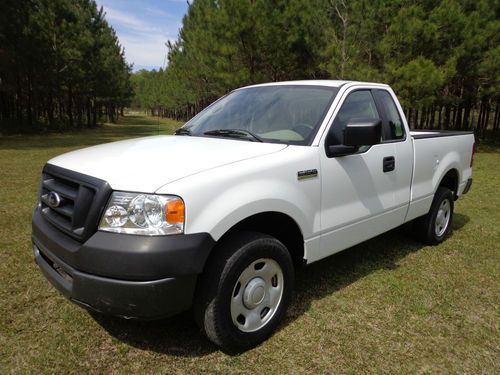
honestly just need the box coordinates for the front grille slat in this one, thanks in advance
[40,194,74,218]
[42,178,78,200]
[39,165,111,243]
[42,207,72,229]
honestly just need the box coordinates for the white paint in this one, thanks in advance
[48,136,287,192]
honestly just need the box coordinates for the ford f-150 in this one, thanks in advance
[32,80,474,351]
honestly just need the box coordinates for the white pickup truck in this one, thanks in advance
[32,80,474,351]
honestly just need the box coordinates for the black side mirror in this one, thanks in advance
[327,119,381,157]
[344,118,381,146]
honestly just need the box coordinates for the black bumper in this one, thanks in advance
[32,208,215,319]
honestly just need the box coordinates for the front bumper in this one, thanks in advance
[32,208,215,319]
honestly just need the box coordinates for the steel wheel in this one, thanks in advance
[412,186,454,245]
[194,231,294,352]
[435,199,451,237]
[230,258,284,332]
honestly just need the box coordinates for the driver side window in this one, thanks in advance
[327,90,381,148]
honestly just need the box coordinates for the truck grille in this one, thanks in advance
[40,164,111,242]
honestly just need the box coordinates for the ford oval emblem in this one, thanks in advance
[47,191,61,208]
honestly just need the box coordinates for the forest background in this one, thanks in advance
[1,0,499,138]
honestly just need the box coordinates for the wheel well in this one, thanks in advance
[219,212,305,266]
[439,169,459,199]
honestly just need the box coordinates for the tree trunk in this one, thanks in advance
[463,105,471,130]
[68,85,74,128]
[477,101,484,130]
[444,105,451,129]
[92,97,97,126]
[455,105,463,130]
[470,106,475,131]
[437,106,442,129]
[482,102,491,139]
[493,101,500,131]
[492,101,500,140]
[451,106,457,130]
[419,107,426,129]
[86,98,91,127]
[429,106,436,129]
[27,73,33,128]
[16,72,22,124]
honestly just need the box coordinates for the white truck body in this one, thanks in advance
[48,81,474,264]
[34,80,474,350]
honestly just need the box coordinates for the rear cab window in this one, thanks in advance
[374,90,406,141]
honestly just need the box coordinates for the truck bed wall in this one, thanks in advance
[405,133,473,222]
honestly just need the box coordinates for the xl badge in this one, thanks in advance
[47,191,61,208]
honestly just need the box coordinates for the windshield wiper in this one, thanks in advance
[203,129,263,142]
[175,127,191,135]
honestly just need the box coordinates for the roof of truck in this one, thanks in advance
[243,80,390,89]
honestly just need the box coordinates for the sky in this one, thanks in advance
[95,0,189,72]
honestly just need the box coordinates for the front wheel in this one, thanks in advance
[413,186,454,245]
[193,231,294,352]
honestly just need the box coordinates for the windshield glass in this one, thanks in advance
[180,85,339,145]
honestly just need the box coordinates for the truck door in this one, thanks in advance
[315,88,412,262]
[372,88,413,221]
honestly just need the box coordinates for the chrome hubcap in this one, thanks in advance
[435,199,451,237]
[230,258,284,332]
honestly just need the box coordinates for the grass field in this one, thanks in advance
[1,114,498,374]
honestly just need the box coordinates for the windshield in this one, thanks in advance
[180,85,339,145]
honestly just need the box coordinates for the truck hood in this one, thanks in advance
[48,135,287,192]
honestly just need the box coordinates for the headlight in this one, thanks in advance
[99,192,185,235]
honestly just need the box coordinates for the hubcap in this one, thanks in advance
[435,199,451,237]
[230,258,284,333]
[243,277,266,309]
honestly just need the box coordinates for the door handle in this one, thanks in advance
[383,156,395,172]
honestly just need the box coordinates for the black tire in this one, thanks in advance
[193,231,294,353]
[413,186,454,245]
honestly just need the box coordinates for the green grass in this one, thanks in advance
[1,114,498,374]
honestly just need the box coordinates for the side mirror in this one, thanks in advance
[344,118,381,146]
[327,119,381,157]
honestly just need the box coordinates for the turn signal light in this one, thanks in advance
[166,198,185,224]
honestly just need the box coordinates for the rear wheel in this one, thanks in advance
[193,231,294,352]
[414,187,454,245]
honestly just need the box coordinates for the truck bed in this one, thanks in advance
[406,129,474,222]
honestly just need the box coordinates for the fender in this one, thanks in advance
[156,147,321,242]
[407,145,466,222]
[432,153,461,194]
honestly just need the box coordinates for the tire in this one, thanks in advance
[193,231,294,352]
[413,186,454,245]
